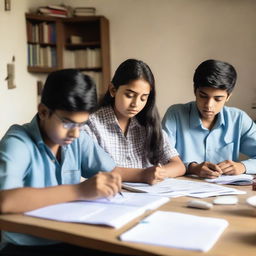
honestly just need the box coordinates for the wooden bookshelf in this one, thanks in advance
[25,13,111,97]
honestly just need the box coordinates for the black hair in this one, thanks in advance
[193,59,237,94]
[41,69,97,112]
[101,59,163,165]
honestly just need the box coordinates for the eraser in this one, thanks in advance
[187,200,213,210]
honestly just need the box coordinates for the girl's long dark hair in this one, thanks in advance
[101,59,163,165]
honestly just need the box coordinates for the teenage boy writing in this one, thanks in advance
[0,69,121,255]
[162,59,256,178]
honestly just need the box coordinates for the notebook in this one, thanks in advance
[205,174,254,185]
[25,192,170,229]
[120,210,228,252]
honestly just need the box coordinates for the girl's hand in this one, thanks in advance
[143,165,168,185]
[77,171,122,200]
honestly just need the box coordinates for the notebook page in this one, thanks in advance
[120,211,228,252]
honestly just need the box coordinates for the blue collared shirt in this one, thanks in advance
[162,102,256,174]
[0,115,115,246]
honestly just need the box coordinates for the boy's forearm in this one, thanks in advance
[0,184,81,214]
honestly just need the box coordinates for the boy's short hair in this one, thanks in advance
[193,59,237,94]
[41,69,97,112]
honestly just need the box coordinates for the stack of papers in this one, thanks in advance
[25,192,169,228]
[120,211,228,252]
[205,174,254,185]
[122,178,246,198]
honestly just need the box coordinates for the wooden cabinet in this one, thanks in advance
[25,13,110,97]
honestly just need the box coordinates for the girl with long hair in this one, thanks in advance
[85,59,185,184]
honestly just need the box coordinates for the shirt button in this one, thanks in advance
[126,156,131,161]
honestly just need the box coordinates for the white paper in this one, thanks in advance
[205,174,254,185]
[25,192,169,228]
[120,211,228,252]
[122,178,246,198]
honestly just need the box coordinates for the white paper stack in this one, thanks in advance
[122,178,246,198]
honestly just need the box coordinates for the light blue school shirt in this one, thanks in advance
[162,102,256,174]
[0,115,116,246]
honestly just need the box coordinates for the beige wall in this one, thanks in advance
[1,0,256,137]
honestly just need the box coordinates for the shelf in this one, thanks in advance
[27,66,59,73]
[27,42,56,47]
[66,42,100,49]
[25,13,111,96]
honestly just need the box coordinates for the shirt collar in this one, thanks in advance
[189,101,225,129]
[24,114,45,147]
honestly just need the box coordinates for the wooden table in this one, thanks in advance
[0,181,256,256]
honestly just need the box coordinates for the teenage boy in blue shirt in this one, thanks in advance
[0,69,122,255]
[162,59,256,179]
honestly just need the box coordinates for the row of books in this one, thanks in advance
[27,22,56,44]
[28,44,57,68]
[63,48,101,69]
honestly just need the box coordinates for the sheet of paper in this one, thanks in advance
[205,174,254,185]
[122,178,246,198]
[25,192,170,228]
[94,192,170,210]
[120,211,228,252]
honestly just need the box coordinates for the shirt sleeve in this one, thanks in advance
[79,131,116,178]
[239,113,256,174]
[159,130,179,165]
[162,106,178,148]
[0,135,31,189]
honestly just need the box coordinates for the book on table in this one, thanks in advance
[120,210,228,252]
[25,192,170,229]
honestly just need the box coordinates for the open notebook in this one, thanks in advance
[120,210,228,252]
[25,192,169,229]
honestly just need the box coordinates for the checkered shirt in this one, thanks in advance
[84,106,178,168]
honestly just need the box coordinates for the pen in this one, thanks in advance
[119,191,124,197]
[158,163,162,168]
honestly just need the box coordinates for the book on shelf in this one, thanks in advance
[37,5,72,18]
[28,22,56,44]
[70,35,83,44]
[28,44,56,68]
[63,48,101,69]
[74,7,96,16]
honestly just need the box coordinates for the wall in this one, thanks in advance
[0,0,256,137]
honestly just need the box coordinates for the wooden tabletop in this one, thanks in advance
[0,180,256,256]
